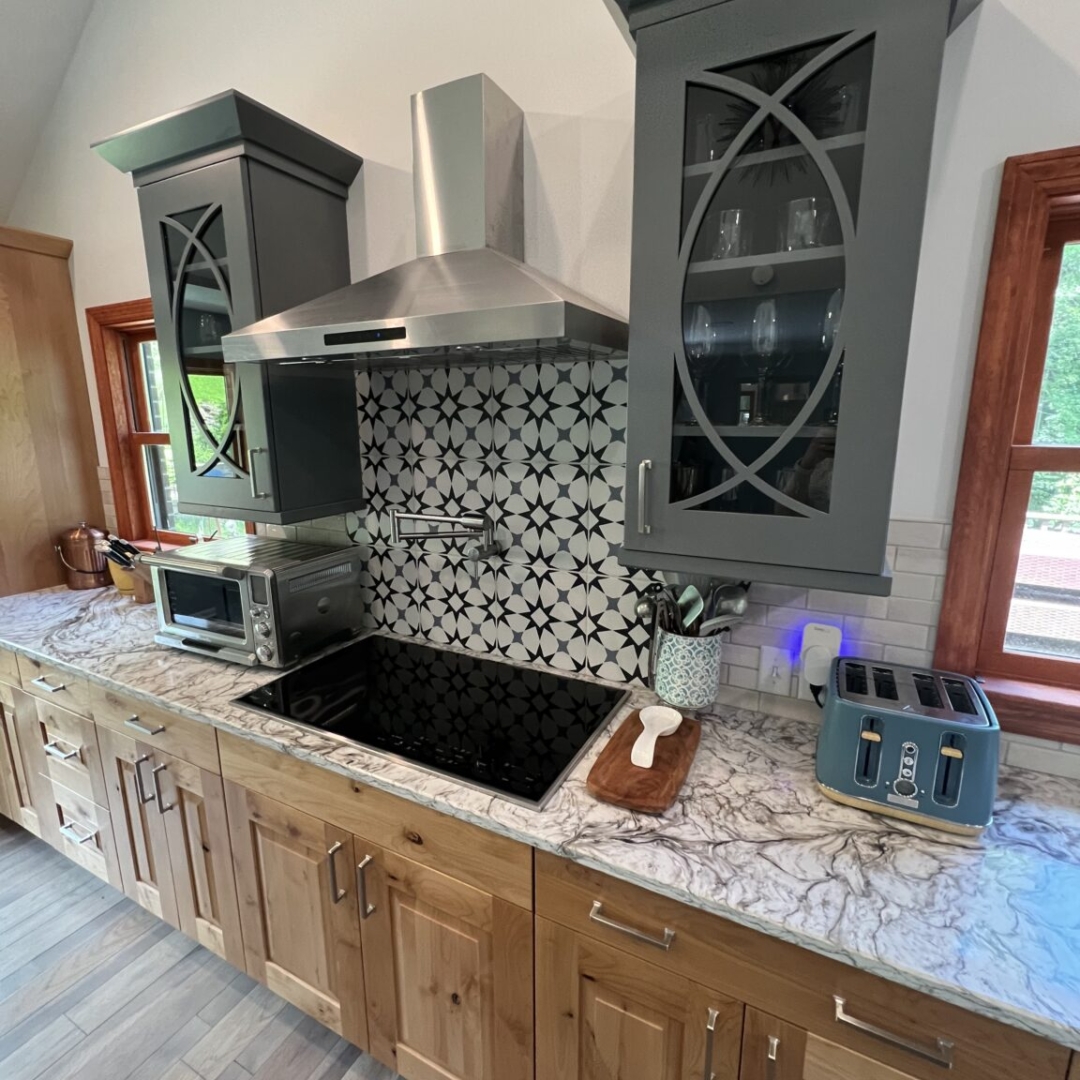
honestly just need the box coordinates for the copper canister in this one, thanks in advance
[55,522,110,590]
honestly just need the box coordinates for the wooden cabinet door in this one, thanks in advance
[98,725,179,925]
[154,751,244,969]
[359,842,533,1080]
[0,682,21,821]
[740,1008,922,1080]
[536,916,742,1080]
[8,687,54,839]
[224,782,368,1049]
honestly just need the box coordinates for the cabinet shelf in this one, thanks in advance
[182,345,225,359]
[688,245,844,276]
[683,132,866,179]
[673,423,835,438]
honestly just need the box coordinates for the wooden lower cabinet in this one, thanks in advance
[0,681,27,825]
[741,1007,923,1080]
[359,841,534,1080]
[224,782,369,1049]
[536,916,743,1080]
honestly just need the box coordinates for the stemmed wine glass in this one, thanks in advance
[822,288,845,425]
[750,298,783,426]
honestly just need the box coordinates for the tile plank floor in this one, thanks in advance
[0,814,396,1080]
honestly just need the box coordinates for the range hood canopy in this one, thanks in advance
[223,74,628,367]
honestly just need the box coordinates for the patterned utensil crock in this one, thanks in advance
[653,628,723,710]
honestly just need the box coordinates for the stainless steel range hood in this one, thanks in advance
[222,74,628,366]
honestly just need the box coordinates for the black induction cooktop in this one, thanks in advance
[234,636,629,808]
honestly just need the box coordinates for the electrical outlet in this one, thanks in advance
[757,646,793,695]
[798,623,842,701]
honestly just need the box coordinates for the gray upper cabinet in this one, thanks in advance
[95,91,365,525]
[620,0,955,595]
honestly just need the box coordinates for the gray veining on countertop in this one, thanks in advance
[1,587,1079,1049]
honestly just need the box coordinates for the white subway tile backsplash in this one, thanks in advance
[886,521,946,549]
[806,589,889,618]
[722,643,761,669]
[881,646,933,668]
[843,617,929,649]
[727,664,760,691]
[885,597,940,627]
[844,640,885,661]
[712,685,761,711]
[767,607,842,632]
[1005,740,1080,780]
[748,583,808,607]
[890,572,938,600]
[729,623,794,650]
[759,691,823,725]
[893,547,949,576]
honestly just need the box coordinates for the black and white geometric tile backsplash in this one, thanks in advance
[337,358,653,684]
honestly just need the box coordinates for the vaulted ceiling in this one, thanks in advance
[0,0,95,222]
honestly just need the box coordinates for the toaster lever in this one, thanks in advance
[859,731,882,743]
[940,746,964,760]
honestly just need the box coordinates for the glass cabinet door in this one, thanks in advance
[139,159,274,516]
[623,0,950,581]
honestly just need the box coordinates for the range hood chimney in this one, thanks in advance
[223,74,628,367]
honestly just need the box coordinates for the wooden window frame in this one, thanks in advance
[86,299,252,548]
[936,147,1080,742]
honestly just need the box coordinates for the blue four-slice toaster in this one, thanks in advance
[816,657,1000,835]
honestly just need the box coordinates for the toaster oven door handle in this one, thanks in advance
[140,555,242,578]
[834,997,955,1068]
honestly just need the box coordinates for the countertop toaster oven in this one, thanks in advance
[816,658,1000,835]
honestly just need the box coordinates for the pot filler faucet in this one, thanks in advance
[390,509,503,575]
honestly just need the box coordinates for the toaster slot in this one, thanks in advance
[855,716,883,787]
[845,663,869,696]
[933,733,967,807]
[912,673,943,709]
[871,667,898,700]
[942,678,977,716]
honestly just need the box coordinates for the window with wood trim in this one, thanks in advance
[937,148,1080,741]
[86,299,250,547]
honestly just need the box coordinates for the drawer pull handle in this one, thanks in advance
[589,900,675,951]
[59,820,97,846]
[133,755,155,805]
[703,1007,719,1080]
[31,676,66,694]
[327,841,346,904]
[766,1035,780,1080]
[834,996,954,1069]
[637,459,653,535]
[124,716,165,737]
[356,854,375,919]
[151,763,174,814]
[44,740,78,762]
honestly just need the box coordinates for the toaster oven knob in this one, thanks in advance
[254,622,272,638]
[256,645,274,664]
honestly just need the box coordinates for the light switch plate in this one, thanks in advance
[757,646,793,695]
[798,623,843,700]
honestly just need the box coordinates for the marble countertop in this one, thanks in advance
[1,587,1079,1050]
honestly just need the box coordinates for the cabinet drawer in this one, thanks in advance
[29,698,108,806]
[45,777,123,889]
[17,656,90,716]
[219,731,533,909]
[0,647,20,686]
[89,684,219,774]
[536,853,1069,1080]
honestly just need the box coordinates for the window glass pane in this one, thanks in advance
[1033,243,1080,446]
[142,444,246,540]
[139,340,168,432]
[1005,472,1080,660]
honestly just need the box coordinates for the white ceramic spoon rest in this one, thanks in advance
[630,705,683,769]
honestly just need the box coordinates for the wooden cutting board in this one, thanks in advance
[587,710,701,814]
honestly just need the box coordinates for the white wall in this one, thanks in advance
[9,0,1080,523]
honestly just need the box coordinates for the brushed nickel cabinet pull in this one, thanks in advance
[589,900,675,951]
[249,447,271,499]
[133,755,155,805]
[766,1035,780,1080]
[59,820,97,846]
[151,763,174,814]
[637,459,653,535]
[703,1007,720,1080]
[356,854,375,919]
[834,996,954,1068]
[31,676,66,694]
[44,740,78,762]
[327,841,346,903]
[124,716,166,737]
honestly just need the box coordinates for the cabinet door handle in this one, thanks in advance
[133,755,155,805]
[124,716,165,737]
[59,820,97,846]
[151,763,174,814]
[703,1007,720,1080]
[766,1035,780,1080]
[249,447,271,499]
[834,996,954,1068]
[31,676,66,694]
[589,900,675,951]
[356,854,375,919]
[44,740,79,762]
[327,841,346,903]
[637,459,653,535]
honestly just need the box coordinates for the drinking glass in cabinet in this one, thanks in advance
[783,196,836,251]
[709,206,752,260]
